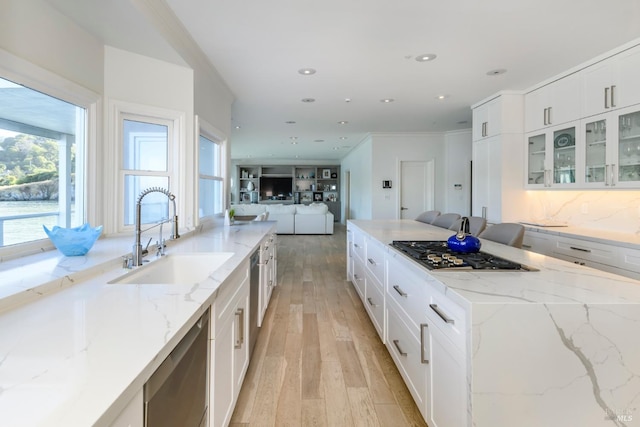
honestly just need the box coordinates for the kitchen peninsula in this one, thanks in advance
[0,221,276,426]
[347,219,640,427]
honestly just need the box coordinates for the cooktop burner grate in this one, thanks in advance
[390,240,534,271]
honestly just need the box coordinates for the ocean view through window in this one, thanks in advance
[0,77,85,247]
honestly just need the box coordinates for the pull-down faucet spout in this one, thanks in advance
[132,187,180,267]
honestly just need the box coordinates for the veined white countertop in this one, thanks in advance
[348,219,640,426]
[521,223,640,250]
[0,220,275,427]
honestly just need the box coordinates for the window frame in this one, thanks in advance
[196,115,227,226]
[0,49,99,258]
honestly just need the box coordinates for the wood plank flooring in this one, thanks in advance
[230,225,428,427]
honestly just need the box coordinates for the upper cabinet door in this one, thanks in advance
[582,44,640,118]
[525,73,581,133]
[472,97,500,141]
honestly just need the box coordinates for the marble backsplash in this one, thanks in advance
[523,191,640,235]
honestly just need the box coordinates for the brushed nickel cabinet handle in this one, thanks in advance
[393,285,407,297]
[610,85,616,107]
[429,304,455,324]
[235,308,244,348]
[569,246,592,253]
[367,297,377,307]
[548,106,552,125]
[420,323,429,364]
[393,339,407,356]
[605,87,610,109]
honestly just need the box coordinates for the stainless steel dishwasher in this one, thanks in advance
[144,309,209,427]
[249,248,260,358]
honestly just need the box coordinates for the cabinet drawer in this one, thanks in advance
[365,238,386,288]
[364,270,385,340]
[553,237,616,265]
[386,301,426,414]
[352,230,366,263]
[426,292,467,352]
[522,231,553,255]
[351,258,366,299]
[387,256,429,336]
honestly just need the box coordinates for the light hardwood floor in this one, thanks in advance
[230,224,428,427]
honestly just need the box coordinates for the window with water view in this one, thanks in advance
[0,77,85,247]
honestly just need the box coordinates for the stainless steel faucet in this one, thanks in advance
[132,187,180,267]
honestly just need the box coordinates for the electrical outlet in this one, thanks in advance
[581,203,589,214]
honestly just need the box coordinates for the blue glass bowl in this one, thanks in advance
[43,223,103,256]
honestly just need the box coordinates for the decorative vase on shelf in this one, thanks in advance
[247,181,255,191]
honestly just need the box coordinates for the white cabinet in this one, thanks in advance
[522,230,553,254]
[582,44,640,118]
[472,93,525,223]
[525,73,581,133]
[109,389,143,427]
[258,233,276,327]
[211,262,250,427]
[525,122,580,188]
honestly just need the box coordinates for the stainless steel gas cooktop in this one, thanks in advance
[390,241,537,271]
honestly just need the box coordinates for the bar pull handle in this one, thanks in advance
[367,258,377,265]
[367,297,377,307]
[543,108,547,126]
[569,246,592,253]
[429,304,455,324]
[547,106,552,125]
[420,323,429,364]
[234,308,244,349]
[610,85,616,108]
[605,87,610,109]
[393,339,407,357]
[393,285,407,297]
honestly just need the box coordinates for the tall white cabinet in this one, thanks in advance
[471,92,526,224]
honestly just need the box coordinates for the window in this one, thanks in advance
[120,116,174,227]
[0,77,86,247]
[198,133,224,218]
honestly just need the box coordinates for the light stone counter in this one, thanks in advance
[522,223,640,250]
[0,220,275,427]
[349,219,640,426]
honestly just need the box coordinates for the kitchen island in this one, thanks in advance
[348,219,640,427]
[0,221,275,426]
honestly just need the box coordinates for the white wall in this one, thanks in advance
[445,130,472,216]
[341,136,373,220]
[0,0,104,94]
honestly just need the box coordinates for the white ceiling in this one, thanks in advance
[48,0,640,161]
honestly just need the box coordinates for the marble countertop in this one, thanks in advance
[521,223,640,250]
[0,220,275,427]
[349,220,640,308]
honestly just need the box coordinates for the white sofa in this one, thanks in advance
[230,203,333,234]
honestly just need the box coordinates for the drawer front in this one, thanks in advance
[387,257,429,336]
[386,301,427,414]
[365,238,386,285]
[351,258,366,299]
[553,237,615,265]
[426,291,467,352]
[522,231,553,255]
[352,230,366,263]
[364,270,385,340]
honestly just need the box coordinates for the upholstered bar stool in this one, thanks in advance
[448,216,487,236]
[430,213,461,229]
[415,210,441,224]
[478,223,525,248]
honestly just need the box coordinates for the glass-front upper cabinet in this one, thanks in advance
[617,109,640,185]
[581,106,640,188]
[526,123,578,188]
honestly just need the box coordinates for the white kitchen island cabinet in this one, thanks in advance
[347,219,640,427]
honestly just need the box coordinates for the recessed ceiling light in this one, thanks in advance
[298,68,316,75]
[380,98,395,103]
[415,54,437,62]
[486,68,507,76]
[338,121,348,125]
[345,98,352,103]
[235,125,241,129]
[285,121,296,124]
[314,139,325,142]
[339,136,348,140]
[291,141,298,145]
[301,98,315,103]
[436,95,449,100]
[332,147,340,150]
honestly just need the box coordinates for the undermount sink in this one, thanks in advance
[110,252,234,285]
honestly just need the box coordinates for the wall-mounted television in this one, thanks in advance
[260,177,292,200]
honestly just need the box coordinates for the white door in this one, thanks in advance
[400,160,435,219]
